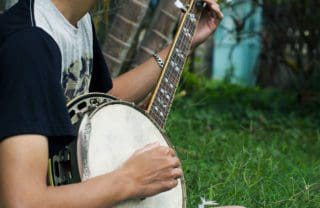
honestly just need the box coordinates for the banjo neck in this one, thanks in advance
[147,0,205,129]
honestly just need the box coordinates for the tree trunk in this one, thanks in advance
[102,0,151,77]
[130,0,181,68]
[257,0,320,90]
[91,0,111,43]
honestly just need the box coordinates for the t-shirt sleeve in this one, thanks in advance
[0,28,75,142]
[89,23,113,93]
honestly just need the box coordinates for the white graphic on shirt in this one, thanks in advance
[62,55,93,100]
[34,0,93,101]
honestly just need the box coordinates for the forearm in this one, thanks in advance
[108,45,171,103]
[0,135,134,208]
[2,170,134,208]
[106,0,224,103]
[44,170,133,208]
[0,136,181,208]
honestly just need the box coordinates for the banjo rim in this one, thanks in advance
[67,92,117,111]
[49,94,187,207]
[86,100,187,208]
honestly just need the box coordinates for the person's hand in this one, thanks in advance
[191,0,224,49]
[118,142,183,199]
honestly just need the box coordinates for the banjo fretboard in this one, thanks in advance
[147,0,205,129]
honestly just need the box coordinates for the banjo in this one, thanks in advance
[48,0,205,207]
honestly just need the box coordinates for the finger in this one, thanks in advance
[157,146,177,157]
[135,141,160,155]
[166,156,181,169]
[165,168,183,179]
[215,5,224,19]
[167,148,177,157]
[143,179,179,197]
[157,167,183,180]
[163,179,179,190]
[204,0,221,5]
[210,4,224,20]
[144,141,160,150]
[158,179,179,192]
[203,0,224,19]
[155,168,182,182]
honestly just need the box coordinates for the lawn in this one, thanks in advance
[166,73,320,207]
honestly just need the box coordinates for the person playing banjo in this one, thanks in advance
[0,0,242,207]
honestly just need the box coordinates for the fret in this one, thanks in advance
[147,0,204,129]
[159,78,174,94]
[150,106,164,126]
[159,86,173,101]
[163,76,176,89]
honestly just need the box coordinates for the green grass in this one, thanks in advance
[166,73,320,207]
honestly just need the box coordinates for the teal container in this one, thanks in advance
[213,0,263,86]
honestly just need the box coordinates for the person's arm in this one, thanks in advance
[108,0,224,103]
[0,136,182,208]
[108,46,170,103]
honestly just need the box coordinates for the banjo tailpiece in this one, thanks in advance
[50,140,80,185]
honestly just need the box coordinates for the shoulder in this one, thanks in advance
[0,27,63,85]
[0,28,75,142]
[1,27,59,53]
[0,0,34,45]
[0,0,60,55]
[0,27,61,69]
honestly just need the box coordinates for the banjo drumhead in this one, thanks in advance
[78,102,185,208]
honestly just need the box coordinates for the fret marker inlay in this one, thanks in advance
[189,13,196,22]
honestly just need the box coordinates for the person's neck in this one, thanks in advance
[51,0,95,26]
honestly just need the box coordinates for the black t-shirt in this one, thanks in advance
[0,0,113,143]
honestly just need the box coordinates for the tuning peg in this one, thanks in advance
[174,0,188,13]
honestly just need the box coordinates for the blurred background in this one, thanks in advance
[2,0,319,92]
[1,0,319,207]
